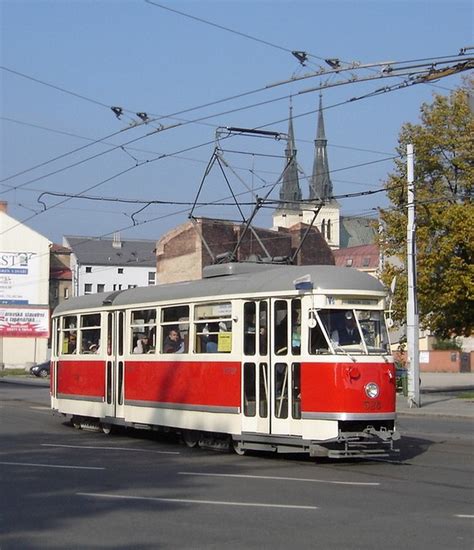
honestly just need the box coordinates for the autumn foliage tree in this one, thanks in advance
[379,77,473,339]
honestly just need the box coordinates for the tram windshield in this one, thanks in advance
[309,308,389,355]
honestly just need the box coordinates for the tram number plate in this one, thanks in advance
[363,400,381,411]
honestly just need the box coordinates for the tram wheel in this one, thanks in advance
[71,417,82,430]
[101,423,113,435]
[232,440,247,456]
[182,430,200,448]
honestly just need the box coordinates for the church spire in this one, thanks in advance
[309,94,333,201]
[278,100,302,210]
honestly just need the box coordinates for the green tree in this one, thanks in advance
[379,78,473,338]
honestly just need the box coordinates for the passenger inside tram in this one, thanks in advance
[163,327,184,353]
[133,334,149,354]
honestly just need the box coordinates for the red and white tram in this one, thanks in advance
[50,263,399,458]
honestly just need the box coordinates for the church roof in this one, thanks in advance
[339,217,376,248]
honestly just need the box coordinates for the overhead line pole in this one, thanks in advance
[406,144,420,407]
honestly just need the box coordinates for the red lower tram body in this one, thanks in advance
[51,358,399,458]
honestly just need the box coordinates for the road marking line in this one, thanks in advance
[455,514,474,518]
[179,472,380,486]
[78,492,318,510]
[41,443,179,455]
[30,406,50,410]
[0,461,104,470]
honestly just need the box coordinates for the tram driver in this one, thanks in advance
[331,311,361,346]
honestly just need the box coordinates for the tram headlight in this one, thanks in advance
[365,382,379,399]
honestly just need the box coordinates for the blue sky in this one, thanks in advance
[1,0,472,244]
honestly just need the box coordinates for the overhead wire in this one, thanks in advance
[1,115,395,160]
[8,173,406,277]
[1,76,420,237]
[144,0,300,57]
[3,44,466,187]
[3,55,466,241]
[2,69,423,198]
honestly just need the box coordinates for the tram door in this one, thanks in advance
[104,310,126,420]
[241,300,270,434]
[270,298,302,436]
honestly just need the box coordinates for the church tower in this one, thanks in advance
[309,94,333,201]
[302,94,340,249]
[272,102,303,229]
[272,95,341,249]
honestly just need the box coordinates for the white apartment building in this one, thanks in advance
[64,234,157,296]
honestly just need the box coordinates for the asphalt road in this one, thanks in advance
[1,379,473,550]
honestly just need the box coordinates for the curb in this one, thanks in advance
[396,409,473,420]
[0,377,50,387]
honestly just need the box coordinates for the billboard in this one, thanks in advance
[0,306,49,338]
[0,251,41,305]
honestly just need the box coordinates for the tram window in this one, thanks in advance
[319,309,364,353]
[53,319,60,357]
[243,302,256,355]
[274,363,288,419]
[292,363,301,419]
[194,302,232,353]
[130,309,156,354]
[107,313,113,355]
[79,313,101,354]
[161,305,189,353]
[309,317,330,354]
[291,299,301,355]
[259,362,268,417]
[243,363,256,417]
[274,301,288,355]
[118,313,124,356]
[356,310,390,353]
[61,315,77,355]
[259,302,268,355]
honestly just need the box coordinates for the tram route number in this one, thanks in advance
[363,400,381,411]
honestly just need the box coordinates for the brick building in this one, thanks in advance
[156,218,334,284]
[49,243,72,312]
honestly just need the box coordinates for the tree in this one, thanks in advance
[379,77,473,339]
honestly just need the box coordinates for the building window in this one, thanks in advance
[84,283,92,294]
[86,267,92,273]
[345,258,353,267]
[362,257,370,267]
[148,271,156,285]
[97,284,105,293]
[128,284,137,289]
[118,268,123,274]
[64,288,69,299]
[327,219,331,240]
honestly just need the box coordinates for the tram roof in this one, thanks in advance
[53,264,386,316]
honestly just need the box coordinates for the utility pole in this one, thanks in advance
[406,144,420,407]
